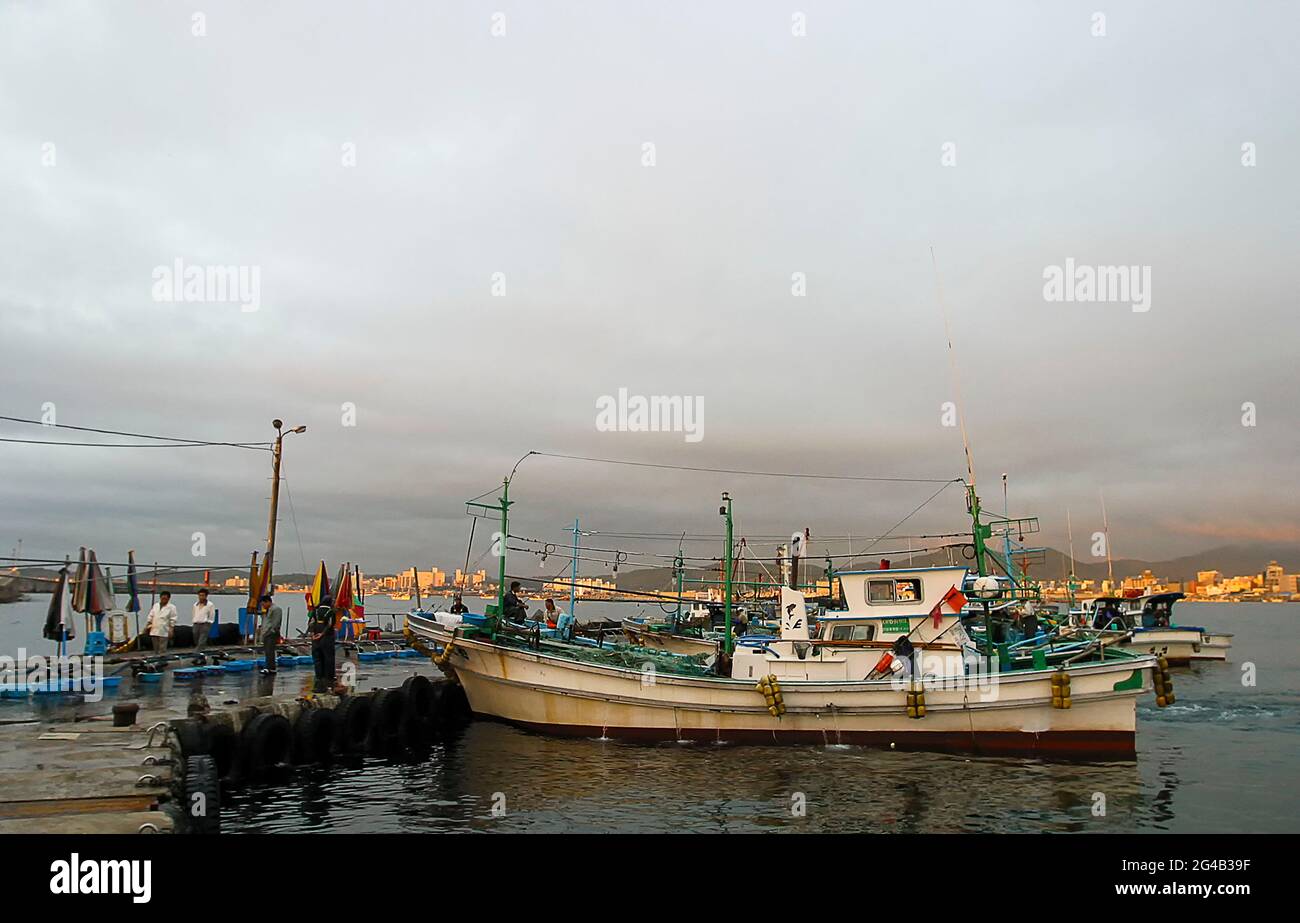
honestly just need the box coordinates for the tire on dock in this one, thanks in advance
[208,721,239,780]
[402,675,435,718]
[182,755,221,835]
[171,717,210,758]
[292,708,338,765]
[333,694,373,754]
[435,682,471,728]
[239,713,292,778]
[366,687,407,755]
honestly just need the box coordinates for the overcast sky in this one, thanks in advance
[2,1,1297,579]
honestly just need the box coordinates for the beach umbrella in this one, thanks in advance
[307,561,330,609]
[333,562,353,610]
[125,551,141,614]
[71,547,89,613]
[333,564,353,633]
[43,563,76,642]
[85,549,112,614]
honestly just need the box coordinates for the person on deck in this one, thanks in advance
[539,598,565,629]
[146,591,177,654]
[191,588,215,650]
[308,595,337,692]
[259,592,282,674]
[502,581,527,623]
[449,593,469,615]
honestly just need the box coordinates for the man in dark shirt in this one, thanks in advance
[308,595,337,692]
[449,593,469,615]
[502,581,527,623]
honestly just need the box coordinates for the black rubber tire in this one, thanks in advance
[216,623,242,645]
[333,695,373,753]
[402,675,434,718]
[171,718,210,758]
[239,713,291,777]
[371,688,406,736]
[173,625,195,647]
[366,688,406,755]
[437,682,471,726]
[207,721,238,780]
[183,755,221,834]
[292,708,338,765]
[399,710,430,751]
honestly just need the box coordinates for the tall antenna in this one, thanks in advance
[1100,489,1114,587]
[1066,508,1077,579]
[931,246,975,487]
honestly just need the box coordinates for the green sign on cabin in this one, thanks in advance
[881,618,912,634]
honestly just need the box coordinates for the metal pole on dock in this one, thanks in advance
[720,492,733,656]
[569,518,579,619]
[262,420,306,625]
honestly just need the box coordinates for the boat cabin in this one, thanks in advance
[728,567,974,682]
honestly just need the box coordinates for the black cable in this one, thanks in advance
[530,450,963,485]
[0,414,272,450]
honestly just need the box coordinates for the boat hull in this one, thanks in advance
[411,616,1152,759]
[1115,628,1221,665]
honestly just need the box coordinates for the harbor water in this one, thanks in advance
[2,597,1296,833]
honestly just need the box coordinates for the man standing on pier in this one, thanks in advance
[308,595,336,692]
[146,591,177,653]
[259,592,282,674]
[192,588,215,650]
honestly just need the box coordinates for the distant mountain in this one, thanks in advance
[612,543,1300,592]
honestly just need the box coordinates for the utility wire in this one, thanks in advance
[0,414,272,450]
[530,451,962,485]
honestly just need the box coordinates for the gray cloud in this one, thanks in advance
[2,2,1297,575]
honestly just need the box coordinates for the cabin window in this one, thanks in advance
[830,623,876,642]
[866,578,923,605]
[867,580,895,603]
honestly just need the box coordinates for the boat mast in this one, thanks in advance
[720,492,733,656]
[1100,489,1114,589]
[569,518,579,619]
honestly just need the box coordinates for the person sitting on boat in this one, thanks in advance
[146,591,177,654]
[449,593,469,615]
[541,598,562,629]
[502,581,527,623]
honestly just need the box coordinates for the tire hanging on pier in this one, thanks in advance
[333,694,373,754]
[292,707,338,765]
[239,713,291,778]
[182,754,221,835]
[367,687,407,755]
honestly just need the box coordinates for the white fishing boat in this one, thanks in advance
[412,552,1162,758]
[1074,593,1231,664]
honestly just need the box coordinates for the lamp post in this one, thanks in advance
[263,419,307,612]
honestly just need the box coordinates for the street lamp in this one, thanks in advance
[262,419,306,612]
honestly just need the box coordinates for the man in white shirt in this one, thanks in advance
[192,588,215,649]
[147,591,178,653]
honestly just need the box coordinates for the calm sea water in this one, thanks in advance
[2,597,1296,833]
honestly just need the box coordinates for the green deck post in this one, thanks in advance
[721,492,733,656]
